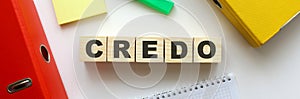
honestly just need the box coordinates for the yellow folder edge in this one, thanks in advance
[217,0,300,47]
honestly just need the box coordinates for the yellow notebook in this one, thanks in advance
[52,0,107,25]
[213,0,300,47]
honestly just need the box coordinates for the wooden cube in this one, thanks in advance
[194,37,221,63]
[107,37,135,62]
[80,36,107,62]
[136,36,164,62]
[165,38,193,63]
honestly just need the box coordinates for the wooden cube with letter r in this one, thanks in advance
[107,37,135,62]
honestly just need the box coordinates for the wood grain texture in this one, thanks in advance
[107,37,135,62]
[136,36,164,63]
[80,36,107,62]
[165,37,193,63]
[193,37,221,63]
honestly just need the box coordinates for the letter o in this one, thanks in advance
[198,41,216,59]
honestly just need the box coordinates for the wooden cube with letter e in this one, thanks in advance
[136,36,164,63]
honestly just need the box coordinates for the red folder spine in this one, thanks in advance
[0,0,67,98]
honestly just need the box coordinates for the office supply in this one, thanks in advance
[0,0,67,98]
[138,0,174,15]
[52,0,107,25]
[70,0,227,98]
[213,0,300,47]
[140,73,239,99]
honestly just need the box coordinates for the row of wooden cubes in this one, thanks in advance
[80,36,221,63]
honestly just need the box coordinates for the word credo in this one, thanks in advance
[80,36,221,63]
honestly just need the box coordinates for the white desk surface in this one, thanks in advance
[35,0,300,99]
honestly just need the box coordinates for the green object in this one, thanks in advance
[138,0,174,15]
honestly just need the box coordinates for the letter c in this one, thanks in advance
[86,40,103,58]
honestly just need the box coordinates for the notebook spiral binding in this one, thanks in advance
[139,74,234,99]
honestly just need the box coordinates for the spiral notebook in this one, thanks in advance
[140,73,239,99]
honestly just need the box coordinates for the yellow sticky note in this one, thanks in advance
[52,0,107,25]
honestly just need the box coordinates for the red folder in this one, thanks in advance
[0,0,67,98]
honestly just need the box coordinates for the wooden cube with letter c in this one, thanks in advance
[80,36,107,62]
